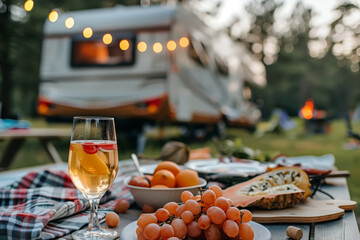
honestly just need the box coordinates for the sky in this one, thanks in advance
[192,0,356,39]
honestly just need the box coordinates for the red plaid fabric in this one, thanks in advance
[0,170,133,239]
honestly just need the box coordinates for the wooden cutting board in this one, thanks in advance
[251,199,357,223]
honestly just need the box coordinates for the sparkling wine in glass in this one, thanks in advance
[68,116,119,239]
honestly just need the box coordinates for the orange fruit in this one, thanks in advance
[154,161,181,177]
[151,185,169,189]
[176,169,199,188]
[71,143,109,175]
[151,169,176,188]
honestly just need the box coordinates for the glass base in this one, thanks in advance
[72,227,119,240]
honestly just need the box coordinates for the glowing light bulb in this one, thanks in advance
[153,42,163,53]
[137,41,147,52]
[179,37,189,48]
[83,27,93,38]
[24,0,34,12]
[167,40,177,51]
[65,17,74,29]
[103,33,112,45]
[48,10,59,23]
[119,40,129,50]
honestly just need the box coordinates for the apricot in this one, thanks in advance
[105,212,119,227]
[128,176,150,188]
[114,199,130,213]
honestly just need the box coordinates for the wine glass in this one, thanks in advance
[68,116,119,239]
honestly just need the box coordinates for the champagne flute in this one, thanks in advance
[68,116,119,239]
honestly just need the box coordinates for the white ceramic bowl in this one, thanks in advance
[124,176,207,209]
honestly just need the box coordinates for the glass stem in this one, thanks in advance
[87,198,101,231]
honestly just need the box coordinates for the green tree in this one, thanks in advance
[231,0,360,119]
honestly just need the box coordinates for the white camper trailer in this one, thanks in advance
[37,4,266,136]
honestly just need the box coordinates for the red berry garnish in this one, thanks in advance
[99,143,117,151]
[82,143,100,154]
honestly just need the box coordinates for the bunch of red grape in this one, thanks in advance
[136,185,254,240]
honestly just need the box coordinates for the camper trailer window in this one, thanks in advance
[71,33,135,67]
[188,38,209,67]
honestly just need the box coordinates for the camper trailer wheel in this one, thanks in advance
[214,120,226,140]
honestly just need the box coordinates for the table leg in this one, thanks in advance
[40,139,64,164]
[0,138,25,170]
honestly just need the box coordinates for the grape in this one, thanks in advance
[105,212,119,227]
[135,188,254,240]
[160,223,175,239]
[227,198,234,207]
[164,202,179,215]
[198,214,211,230]
[186,221,202,238]
[222,220,239,238]
[207,206,226,225]
[226,207,240,221]
[181,190,195,203]
[175,204,185,217]
[240,209,253,223]
[205,223,221,240]
[238,223,254,240]
[194,195,202,201]
[215,197,230,212]
[143,223,160,240]
[137,213,157,229]
[202,203,211,212]
[181,210,194,224]
[155,208,170,222]
[202,189,216,205]
[209,185,223,198]
[114,199,130,213]
[142,203,155,213]
[137,229,147,240]
[184,199,201,215]
[171,218,187,239]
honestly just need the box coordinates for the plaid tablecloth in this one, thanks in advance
[0,169,133,240]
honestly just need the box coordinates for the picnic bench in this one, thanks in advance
[0,160,358,239]
[0,128,71,170]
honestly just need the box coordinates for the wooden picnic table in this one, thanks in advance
[0,128,71,170]
[0,160,358,239]
[113,161,359,240]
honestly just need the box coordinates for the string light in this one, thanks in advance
[167,40,177,51]
[83,27,93,38]
[153,42,163,53]
[103,33,112,45]
[47,11,187,54]
[48,10,59,23]
[65,17,74,29]
[24,0,34,12]
[119,40,130,50]
[179,37,189,48]
[137,41,147,52]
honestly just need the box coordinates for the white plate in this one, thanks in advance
[273,154,335,170]
[185,158,267,177]
[120,220,271,240]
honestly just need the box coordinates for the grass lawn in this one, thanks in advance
[1,117,359,222]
